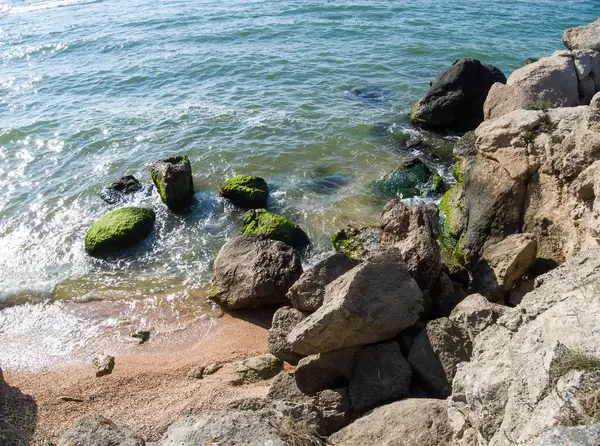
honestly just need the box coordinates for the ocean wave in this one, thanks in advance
[7,0,101,14]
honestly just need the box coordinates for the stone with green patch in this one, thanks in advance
[371,158,433,199]
[150,155,194,212]
[332,225,381,261]
[242,209,310,249]
[220,174,268,209]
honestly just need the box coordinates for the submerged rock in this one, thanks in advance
[84,207,155,256]
[371,158,434,199]
[150,155,194,212]
[100,175,142,204]
[305,174,349,194]
[220,174,268,209]
[242,209,310,250]
[57,414,145,446]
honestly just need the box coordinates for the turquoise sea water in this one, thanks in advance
[0,0,597,304]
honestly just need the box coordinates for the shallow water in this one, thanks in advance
[0,0,597,306]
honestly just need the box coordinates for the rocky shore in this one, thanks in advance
[3,16,600,446]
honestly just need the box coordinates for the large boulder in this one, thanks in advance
[448,293,506,341]
[58,414,145,446]
[294,347,357,395]
[242,209,310,250]
[410,58,506,131]
[287,249,423,355]
[371,158,436,199]
[348,341,411,412]
[84,207,155,256]
[209,235,302,310]
[286,254,359,312]
[220,174,268,210]
[150,155,194,211]
[268,307,307,364]
[329,398,453,446]
[564,18,600,51]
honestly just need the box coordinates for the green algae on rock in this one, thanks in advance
[220,174,268,209]
[85,207,156,256]
[242,209,310,249]
[439,161,467,273]
[150,155,194,212]
[371,158,433,199]
[332,225,381,261]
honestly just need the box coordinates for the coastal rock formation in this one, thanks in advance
[209,235,302,310]
[230,354,283,385]
[84,207,155,256]
[330,398,452,446]
[100,175,142,204]
[286,253,359,312]
[448,293,506,341]
[525,425,600,445]
[58,414,145,446]
[564,17,600,51]
[410,58,506,131]
[294,347,357,395]
[268,306,307,364]
[287,249,423,355]
[150,155,194,211]
[242,209,310,250]
[371,158,436,199]
[220,174,268,209]
[331,225,381,260]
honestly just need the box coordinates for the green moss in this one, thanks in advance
[331,228,362,260]
[150,169,168,203]
[371,158,432,199]
[242,209,310,249]
[432,174,443,193]
[410,103,427,125]
[220,174,268,209]
[452,160,463,183]
[85,207,155,256]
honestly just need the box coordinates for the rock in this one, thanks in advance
[150,155,194,211]
[203,363,222,375]
[330,398,452,446]
[305,174,350,194]
[220,174,268,209]
[92,355,115,377]
[525,425,600,446]
[408,318,471,398]
[471,233,538,301]
[242,209,310,250]
[268,307,307,364]
[313,388,352,435]
[57,414,144,446]
[294,347,358,395]
[286,254,359,312]
[100,175,142,204]
[428,271,465,318]
[331,225,381,260]
[131,330,150,344]
[371,158,434,199]
[268,372,309,402]
[524,57,539,65]
[449,293,506,340]
[84,207,155,256]
[187,366,204,379]
[209,235,302,310]
[564,17,600,51]
[231,354,283,385]
[380,199,441,290]
[411,58,506,131]
[288,249,423,355]
[349,341,411,412]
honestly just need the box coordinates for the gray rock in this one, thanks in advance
[330,398,452,446]
[313,388,352,436]
[58,414,145,446]
[564,18,600,51]
[268,306,307,364]
[209,235,302,310]
[429,271,465,318]
[449,293,506,340]
[203,363,222,375]
[288,249,423,355]
[294,347,357,395]
[100,175,143,204]
[525,425,600,446]
[231,354,283,386]
[287,254,359,312]
[150,155,194,211]
[349,341,411,412]
[92,355,115,378]
[267,372,309,402]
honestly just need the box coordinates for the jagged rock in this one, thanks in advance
[314,388,352,435]
[286,254,359,312]
[429,271,465,318]
[209,235,302,310]
[564,17,600,51]
[471,233,537,302]
[525,425,600,446]
[331,225,381,260]
[371,158,435,199]
[230,354,283,385]
[294,347,357,395]
[268,307,307,364]
[330,398,452,445]
[408,318,471,398]
[220,174,268,209]
[349,341,411,412]
[268,372,309,402]
[410,58,506,131]
[242,209,310,249]
[380,199,441,290]
[150,155,194,211]
[57,414,144,446]
[449,293,506,340]
[100,175,142,204]
[92,355,115,377]
[288,249,423,355]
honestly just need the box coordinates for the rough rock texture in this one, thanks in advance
[100,175,142,204]
[242,209,310,249]
[288,249,423,355]
[471,233,537,301]
[220,174,268,210]
[92,354,115,377]
[448,293,506,341]
[267,372,309,402]
[209,235,302,310]
[84,208,155,256]
[371,158,435,199]
[331,225,382,260]
[330,398,452,446]
[349,341,412,412]
[57,414,145,446]
[564,17,600,52]
[150,155,194,211]
[448,248,600,445]
[408,318,471,398]
[267,307,307,364]
[294,347,357,395]
[230,354,283,385]
[525,425,600,446]
[410,58,506,131]
[286,253,359,312]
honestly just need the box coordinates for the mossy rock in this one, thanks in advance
[331,225,381,261]
[150,155,194,212]
[432,174,444,193]
[242,209,310,249]
[371,158,433,199]
[85,207,155,256]
[220,175,268,210]
[438,161,468,271]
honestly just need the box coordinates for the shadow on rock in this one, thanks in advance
[226,308,279,329]
[0,381,38,446]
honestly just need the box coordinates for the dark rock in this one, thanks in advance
[57,414,145,446]
[131,330,150,344]
[268,307,307,364]
[100,175,142,204]
[429,271,465,318]
[295,347,358,395]
[371,158,433,199]
[242,209,310,250]
[220,174,268,210]
[150,155,194,212]
[305,174,350,194]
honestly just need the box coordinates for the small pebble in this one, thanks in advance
[203,363,222,375]
[187,365,205,380]
[93,354,115,377]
